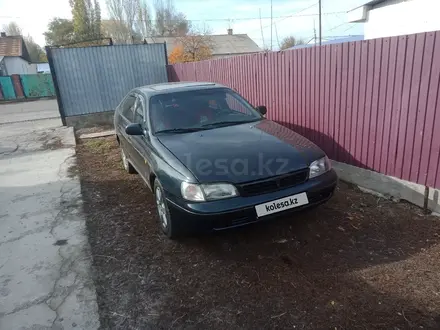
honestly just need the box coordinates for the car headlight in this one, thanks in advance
[181,182,238,201]
[309,156,331,179]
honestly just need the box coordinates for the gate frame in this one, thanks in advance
[46,46,67,125]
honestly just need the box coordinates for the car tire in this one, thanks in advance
[120,148,136,174]
[154,179,180,239]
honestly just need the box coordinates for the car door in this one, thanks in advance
[117,93,137,159]
[130,94,153,183]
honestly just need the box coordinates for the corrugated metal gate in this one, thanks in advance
[46,43,168,124]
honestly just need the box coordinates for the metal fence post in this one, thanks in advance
[45,46,67,126]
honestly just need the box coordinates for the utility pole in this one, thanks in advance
[259,8,265,49]
[319,0,322,45]
[275,23,280,49]
[270,0,273,50]
[313,19,317,44]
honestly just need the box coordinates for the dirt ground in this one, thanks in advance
[76,137,440,330]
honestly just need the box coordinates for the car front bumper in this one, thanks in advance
[166,169,338,233]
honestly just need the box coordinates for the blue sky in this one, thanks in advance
[0,0,365,48]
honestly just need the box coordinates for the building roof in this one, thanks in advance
[348,0,393,22]
[357,0,387,8]
[144,33,261,56]
[0,35,31,62]
[288,35,364,49]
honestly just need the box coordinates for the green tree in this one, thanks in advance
[72,0,90,40]
[94,0,102,37]
[70,0,101,42]
[44,18,75,46]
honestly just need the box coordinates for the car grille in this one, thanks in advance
[238,169,309,197]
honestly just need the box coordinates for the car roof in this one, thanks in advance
[135,82,228,96]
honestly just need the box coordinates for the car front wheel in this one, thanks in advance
[154,179,180,239]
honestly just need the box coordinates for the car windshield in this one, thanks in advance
[150,88,262,134]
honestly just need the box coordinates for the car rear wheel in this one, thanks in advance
[121,148,136,174]
[154,179,180,239]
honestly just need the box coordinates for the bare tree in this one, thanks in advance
[280,36,306,50]
[105,0,138,42]
[106,0,155,43]
[2,22,22,36]
[154,0,189,36]
[101,19,132,43]
[169,25,213,62]
[2,22,46,62]
[135,0,153,38]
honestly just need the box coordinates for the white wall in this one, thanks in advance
[37,63,50,73]
[3,57,37,75]
[365,0,440,39]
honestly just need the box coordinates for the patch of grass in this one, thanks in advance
[83,138,114,154]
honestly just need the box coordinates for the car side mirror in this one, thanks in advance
[256,105,267,115]
[125,123,144,136]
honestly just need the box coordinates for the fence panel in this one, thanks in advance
[0,76,15,100]
[168,31,440,189]
[20,74,55,98]
[47,43,168,122]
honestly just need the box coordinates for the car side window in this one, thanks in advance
[133,97,145,127]
[121,95,136,121]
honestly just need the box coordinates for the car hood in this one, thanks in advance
[157,120,325,184]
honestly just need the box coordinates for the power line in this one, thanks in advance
[265,2,319,28]
[300,22,357,45]
[319,0,322,45]
[0,11,346,23]
[326,22,352,33]
[247,2,319,34]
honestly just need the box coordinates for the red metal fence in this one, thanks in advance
[167,31,440,189]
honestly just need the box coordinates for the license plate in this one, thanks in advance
[255,192,309,217]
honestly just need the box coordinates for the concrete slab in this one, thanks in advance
[0,111,99,329]
[333,160,440,215]
[78,130,115,139]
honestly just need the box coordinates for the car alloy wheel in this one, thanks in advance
[155,186,168,230]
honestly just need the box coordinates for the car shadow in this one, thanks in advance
[274,120,370,170]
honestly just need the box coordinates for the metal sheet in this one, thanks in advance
[0,76,16,100]
[49,43,167,118]
[20,74,55,98]
[168,31,440,188]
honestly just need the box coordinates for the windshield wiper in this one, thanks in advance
[201,119,261,128]
[155,127,205,134]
